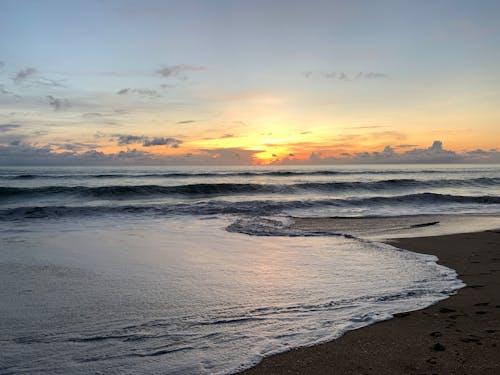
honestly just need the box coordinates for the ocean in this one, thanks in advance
[1,164,499,374]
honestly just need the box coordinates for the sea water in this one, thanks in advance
[1,164,499,374]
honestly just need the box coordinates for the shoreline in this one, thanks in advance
[240,229,500,374]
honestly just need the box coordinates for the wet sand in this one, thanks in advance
[240,229,500,374]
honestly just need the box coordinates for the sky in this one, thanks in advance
[1,0,499,165]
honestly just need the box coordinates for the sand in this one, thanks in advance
[240,229,500,374]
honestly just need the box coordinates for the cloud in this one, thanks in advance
[47,95,71,111]
[0,61,4,72]
[12,67,65,87]
[0,141,260,166]
[346,125,384,130]
[200,148,260,165]
[82,112,105,118]
[395,144,419,149]
[0,84,12,95]
[112,134,182,148]
[1,139,498,166]
[279,140,500,165]
[176,120,196,124]
[360,72,387,79]
[142,137,182,148]
[116,88,160,98]
[13,67,37,82]
[303,70,388,81]
[0,124,21,132]
[114,134,144,145]
[157,64,206,79]
[55,142,100,151]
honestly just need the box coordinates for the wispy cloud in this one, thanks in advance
[13,67,65,87]
[303,70,388,81]
[176,120,196,124]
[55,142,100,151]
[116,88,160,98]
[0,84,15,96]
[395,144,419,149]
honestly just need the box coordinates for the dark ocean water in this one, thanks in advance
[1,164,499,219]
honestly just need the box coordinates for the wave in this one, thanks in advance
[1,193,499,219]
[1,178,499,200]
[3,169,498,180]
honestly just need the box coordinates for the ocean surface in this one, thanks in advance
[1,164,499,374]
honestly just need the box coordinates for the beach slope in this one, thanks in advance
[241,230,500,374]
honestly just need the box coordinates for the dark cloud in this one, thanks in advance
[115,134,144,145]
[13,67,37,82]
[1,140,498,166]
[0,124,21,132]
[157,65,206,79]
[0,142,260,166]
[142,137,182,148]
[112,134,182,148]
[47,95,71,111]
[278,141,495,165]
[176,120,196,124]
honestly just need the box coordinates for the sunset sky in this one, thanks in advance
[1,0,499,165]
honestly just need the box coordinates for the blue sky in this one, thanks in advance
[1,0,499,164]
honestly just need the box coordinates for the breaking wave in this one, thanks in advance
[1,178,499,199]
[1,193,499,219]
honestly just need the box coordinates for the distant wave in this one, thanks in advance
[1,178,499,200]
[1,193,499,219]
[2,169,498,180]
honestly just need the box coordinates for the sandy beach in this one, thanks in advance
[241,228,500,374]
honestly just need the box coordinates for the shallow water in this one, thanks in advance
[0,217,463,374]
